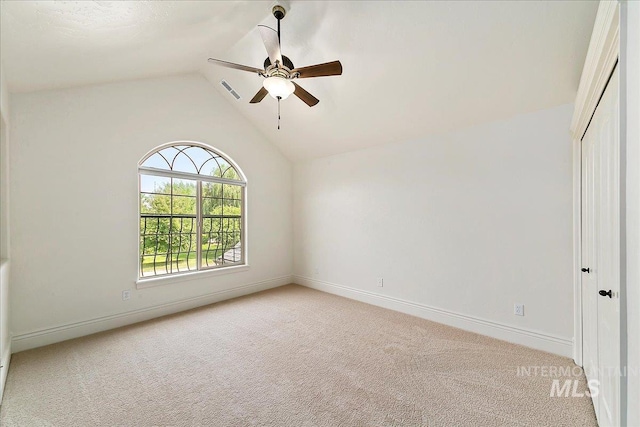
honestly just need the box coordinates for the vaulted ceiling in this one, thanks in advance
[0,1,598,161]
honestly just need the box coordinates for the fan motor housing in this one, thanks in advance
[264,55,294,71]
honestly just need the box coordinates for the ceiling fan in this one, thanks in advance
[207,4,342,116]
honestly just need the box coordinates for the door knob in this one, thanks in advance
[598,290,613,298]
[581,268,590,273]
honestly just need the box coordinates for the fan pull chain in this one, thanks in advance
[277,97,281,130]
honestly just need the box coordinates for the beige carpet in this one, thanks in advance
[0,284,596,426]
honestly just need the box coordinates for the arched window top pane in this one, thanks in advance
[140,143,244,181]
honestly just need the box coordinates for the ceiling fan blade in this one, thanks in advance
[249,87,269,104]
[207,58,263,74]
[292,82,319,107]
[292,61,342,78]
[258,25,283,66]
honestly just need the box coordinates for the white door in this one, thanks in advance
[581,105,599,416]
[581,65,620,427]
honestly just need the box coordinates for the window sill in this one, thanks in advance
[136,264,250,289]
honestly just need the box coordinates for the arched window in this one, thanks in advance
[138,143,246,279]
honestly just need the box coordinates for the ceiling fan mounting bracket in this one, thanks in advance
[272,5,286,20]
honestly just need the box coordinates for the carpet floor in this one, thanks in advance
[0,284,597,426]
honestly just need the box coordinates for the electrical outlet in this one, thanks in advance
[314,267,319,276]
[514,304,524,316]
[377,277,384,287]
[122,290,131,301]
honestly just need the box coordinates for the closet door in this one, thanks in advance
[581,65,620,427]
[581,105,599,415]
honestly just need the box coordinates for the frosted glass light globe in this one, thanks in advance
[263,76,295,99]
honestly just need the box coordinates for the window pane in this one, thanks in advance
[200,157,222,178]
[141,153,171,170]
[201,196,221,214]
[213,160,238,181]
[140,174,171,194]
[140,217,171,256]
[172,151,198,174]
[141,194,171,214]
[157,146,180,168]
[201,182,218,203]
[202,181,222,214]
[201,217,220,267]
[222,184,242,209]
[168,250,198,272]
[171,217,196,233]
[201,183,242,267]
[172,195,196,215]
[221,165,241,181]
[140,254,170,277]
[201,183,242,213]
[183,146,214,174]
[172,178,196,196]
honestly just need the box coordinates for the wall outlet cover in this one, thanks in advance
[514,304,524,316]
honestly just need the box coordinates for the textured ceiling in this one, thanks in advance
[0,0,271,92]
[1,1,598,161]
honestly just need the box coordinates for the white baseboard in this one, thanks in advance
[12,275,292,353]
[294,276,574,358]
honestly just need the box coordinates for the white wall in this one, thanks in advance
[623,1,640,424]
[0,63,10,258]
[9,74,292,351]
[0,65,9,123]
[0,61,11,401]
[294,103,575,357]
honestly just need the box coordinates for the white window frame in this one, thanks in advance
[136,142,248,288]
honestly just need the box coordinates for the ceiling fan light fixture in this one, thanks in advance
[263,76,295,99]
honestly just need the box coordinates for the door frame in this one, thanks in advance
[571,0,619,368]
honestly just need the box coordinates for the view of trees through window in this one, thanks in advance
[139,144,244,278]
